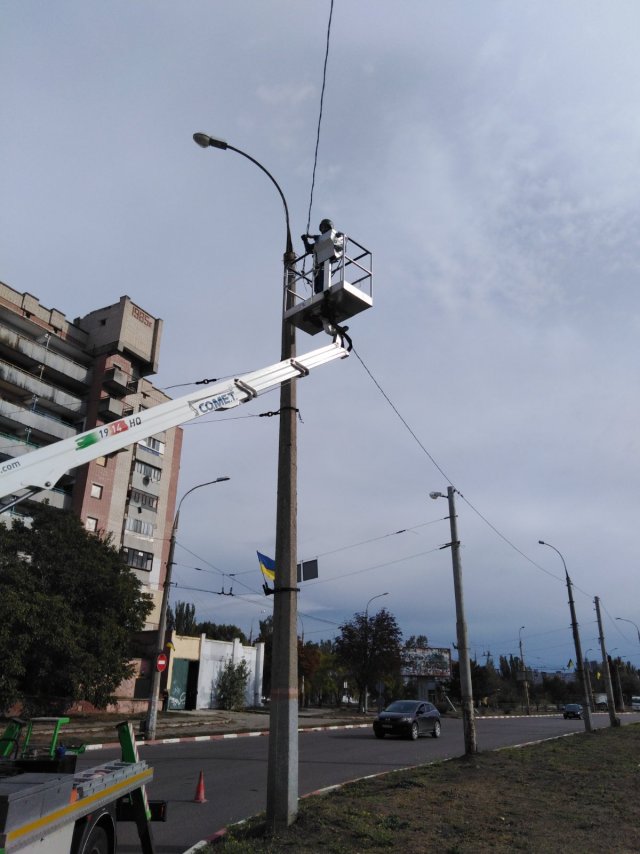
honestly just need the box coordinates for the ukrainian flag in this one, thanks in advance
[257,551,276,581]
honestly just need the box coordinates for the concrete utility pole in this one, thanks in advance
[594,596,620,727]
[538,541,592,733]
[519,626,531,715]
[611,654,626,713]
[192,132,300,830]
[146,477,229,741]
[431,488,477,754]
[583,652,594,713]
[266,238,300,832]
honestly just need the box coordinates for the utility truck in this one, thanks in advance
[0,718,161,853]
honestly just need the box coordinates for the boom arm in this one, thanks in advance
[0,341,348,507]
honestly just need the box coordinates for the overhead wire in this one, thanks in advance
[352,345,570,588]
[305,0,335,234]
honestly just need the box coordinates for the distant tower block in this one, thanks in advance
[285,235,373,336]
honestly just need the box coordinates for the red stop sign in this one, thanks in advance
[156,653,168,672]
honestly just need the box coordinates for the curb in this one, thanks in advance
[84,721,371,752]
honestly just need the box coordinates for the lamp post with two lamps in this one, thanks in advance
[363,592,389,714]
[538,540,592,732]
[430,487,477,754]
[145,476,230,741]
[193,132,300,830]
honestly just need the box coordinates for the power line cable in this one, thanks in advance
[305,0,335,233]
[352,345,567,587]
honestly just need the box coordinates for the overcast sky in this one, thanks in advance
[3,1,639,674]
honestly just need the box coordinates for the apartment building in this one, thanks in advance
[0,282,182,628]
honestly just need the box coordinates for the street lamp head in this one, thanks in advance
[538,540,545,545]
[429,491,445,500]
[215,476,231,483]
[193,132,228,150]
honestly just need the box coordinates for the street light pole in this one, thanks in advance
[193,132,299,830]
[430,488,477,754]
[538,540,592,733]
[616,616,640,645]
[145,476,230,741]
[518,626,531,715]
[363,592,389,714]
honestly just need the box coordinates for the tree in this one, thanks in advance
[256,615,273,698]
[298,640,321,708]
[335,608,403,710]
[215,658,251,710]
[168,601,197,635]
[197,621,248,644]
[404,634,429,650]
[0,505,152,714]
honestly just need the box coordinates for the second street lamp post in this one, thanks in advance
[430,487,477,754]
[193,132,299,830]
[538,540,592,733]
[518,626,531,715]
[363,592,389,714]
[616,616,640,645]
[145,476,230,741]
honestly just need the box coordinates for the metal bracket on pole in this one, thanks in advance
[263,585,300,596]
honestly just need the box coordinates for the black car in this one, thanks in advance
[373,700,441,740]
[563,703,583,719]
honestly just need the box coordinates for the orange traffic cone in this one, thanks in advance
[194,770,207,804]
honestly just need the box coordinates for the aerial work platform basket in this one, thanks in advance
[284,235,372,336]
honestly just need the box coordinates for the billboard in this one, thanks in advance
[402,647,451,679]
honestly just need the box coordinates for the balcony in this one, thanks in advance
[98,396,124,421]
[103,365,130,396]
[130,467,161,496]
[0,323,91,386]
[0,358,84,416]
[0,400,76,441]
[0,431,39,459]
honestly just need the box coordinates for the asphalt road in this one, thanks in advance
[78,711,640,853]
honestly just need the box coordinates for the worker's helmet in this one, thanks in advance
[319,219,334,232]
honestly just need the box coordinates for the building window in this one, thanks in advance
[130,489,158,512]
[134,460,162,482]
[138,436,165,455]
[90,483,103,499]
[85,517,98,532]
[95,456,107,467]
[125,516,155,537]
[122,547,154,572]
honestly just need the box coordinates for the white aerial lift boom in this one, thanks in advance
[0,341,348,510]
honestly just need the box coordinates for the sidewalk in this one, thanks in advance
[57,706,372,748]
